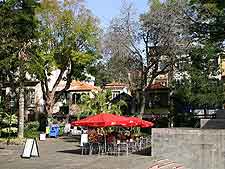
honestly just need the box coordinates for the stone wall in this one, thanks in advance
[152,128,225,169]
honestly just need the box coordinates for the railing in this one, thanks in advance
[81,136,152,156]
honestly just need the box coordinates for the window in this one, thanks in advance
[25,89,35,106]
[112,91,120,99]
[72,93,81,104]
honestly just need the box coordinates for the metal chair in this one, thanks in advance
[117,142,129,156]
[81,143,90,155]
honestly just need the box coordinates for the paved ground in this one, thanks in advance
[0,136,156,169]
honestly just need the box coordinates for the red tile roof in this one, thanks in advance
[146,82,167,89]
[104,82,128,90]
[56,80,100,92]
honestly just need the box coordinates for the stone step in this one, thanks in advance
[148,159,185,169]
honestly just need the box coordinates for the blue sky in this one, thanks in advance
[85,0,149,28]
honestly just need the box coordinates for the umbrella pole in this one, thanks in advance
[104,134,106,153]
[103,128,106,153]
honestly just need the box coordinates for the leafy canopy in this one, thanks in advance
[30,0,100,81]
[79,90,127,117]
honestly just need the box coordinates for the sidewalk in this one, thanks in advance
[0,136,155,169]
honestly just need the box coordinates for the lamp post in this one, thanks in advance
[7,93,15,145]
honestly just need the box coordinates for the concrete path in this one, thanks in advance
[0,136,155,169]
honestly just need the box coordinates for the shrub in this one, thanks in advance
[24,130,39,138]
[24,121,40,131]
[24,121,40,138]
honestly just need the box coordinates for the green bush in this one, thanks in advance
[59,125,64,136]
[24,130,39,138]
[24,121,40,138]
[25,121,40,131]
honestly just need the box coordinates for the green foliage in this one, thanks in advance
[0,0,39,138]
[24,121,40,131]
[24,130,39,138]
[0,108,18,137]
[188,0,225,45]
[149,0,163,10]
[31,0,100,81]
[0,0,38,74]
[24,121,40,138]
[174,1,225,110]
[2,114,17,126]
[174,78,224,109]
[78,90,127,117]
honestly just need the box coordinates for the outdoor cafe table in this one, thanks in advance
[83,136,151,156]
[71,113,154,155]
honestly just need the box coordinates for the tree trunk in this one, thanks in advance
[139,70,148,115]
[18,87,24,138]
[46,103,52,115]
[140,88,146,115]
[204,107,207,118]
[131,97,136,114]
[46,94,55,115]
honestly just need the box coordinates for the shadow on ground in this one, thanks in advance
[60,135,80,142]
[132,147,151,156]
[57,149,82,155]
[57,147,152,157]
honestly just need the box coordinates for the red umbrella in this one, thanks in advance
[71,113,130,127]
[126,117,154,128]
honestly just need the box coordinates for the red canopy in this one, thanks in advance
[71,113,130,127]
[71,113,154,128]
[126,117,154,128]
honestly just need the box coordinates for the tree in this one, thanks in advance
[172,0,225,117]
[187,0,225,45]
[31,0,100,115]
[104,0,189,114]
[79,90,127,117]
[0,0,38,138]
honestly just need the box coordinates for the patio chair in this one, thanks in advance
[89,142,101,155]
[106,143,120,156]
[81,143,90,155]
[141,137,148,149]
[117,142,129,156]
[106,143,114,155]
[97,142,106,155]
[128,141,136,153]
[146,136,151,146]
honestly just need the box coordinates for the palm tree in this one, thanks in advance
[78,90,127,118]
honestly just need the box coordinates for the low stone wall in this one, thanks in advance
[152,128,225,169]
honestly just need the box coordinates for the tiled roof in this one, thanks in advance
[104,82,128,89]
[56,80,100,92]
[146,82,167,89]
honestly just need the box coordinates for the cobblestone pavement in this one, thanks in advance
[0,137,155,169]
